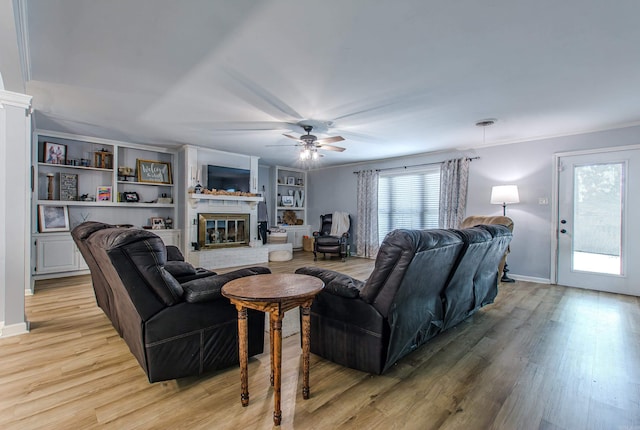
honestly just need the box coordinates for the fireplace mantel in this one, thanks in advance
[189,193,263,210]
[189,193,263,202]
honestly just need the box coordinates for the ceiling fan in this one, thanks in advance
[267,125,347,160]
[282,125,346,152]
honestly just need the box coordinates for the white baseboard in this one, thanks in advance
[508,274,551,284]
[0,321,30,337]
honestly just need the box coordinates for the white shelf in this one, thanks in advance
[277,206,305,210]
[36,199,175,208]
[277,183,304,188]
[114,202,175,208]
[118,180,174,187]
[38,162,113,173]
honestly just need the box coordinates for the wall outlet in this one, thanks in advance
[538,197,549,205]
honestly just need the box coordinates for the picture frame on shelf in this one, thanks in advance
[286,176,296,185]
[150,217,165,230]
[281,195,294,207]
[43,141,66,165]
[122,191,140,203]
[38,205,70,232]
[136,159,172,184]
[59,173,78,201]
[97,186,112,202]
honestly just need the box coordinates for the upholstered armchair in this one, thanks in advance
[313,213,351,262]
[460,215,514,282]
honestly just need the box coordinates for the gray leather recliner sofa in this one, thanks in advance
[295,225,512,374]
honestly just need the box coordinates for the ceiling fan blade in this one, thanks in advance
[283,133,303,142]
[315,136,345,145]
[181,121,297,131]
[317,144,346,152]
[265,143,300,147]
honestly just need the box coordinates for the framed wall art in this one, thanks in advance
[59,173,78,201]
[97,186,112,202]
[150,217,165,230]
[136,159,172,184]
[38,205,70,232]
[43,141,66,165]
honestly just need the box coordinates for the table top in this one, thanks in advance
[221,273,324,302]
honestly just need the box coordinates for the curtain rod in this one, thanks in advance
[352,156,479,174]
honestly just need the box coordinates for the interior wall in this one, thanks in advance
[308,124,640,281]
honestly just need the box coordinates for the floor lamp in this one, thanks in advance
[490,185,519,283]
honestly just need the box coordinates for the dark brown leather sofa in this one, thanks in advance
[71,221,216,336]
[72,222,268,382]
[295,225,512,374]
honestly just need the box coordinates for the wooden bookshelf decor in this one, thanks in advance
[94,148,113,169]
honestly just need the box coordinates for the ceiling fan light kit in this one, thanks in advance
[278,124,347,162]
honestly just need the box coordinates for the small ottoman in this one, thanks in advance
[267,242,294,261]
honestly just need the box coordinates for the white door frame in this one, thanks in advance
[550,143,640,284]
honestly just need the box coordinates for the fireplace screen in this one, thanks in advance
[198,213,249,249]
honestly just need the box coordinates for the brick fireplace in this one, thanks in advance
[198,213,250,249]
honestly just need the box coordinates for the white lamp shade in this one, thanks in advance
[490,185,520,205]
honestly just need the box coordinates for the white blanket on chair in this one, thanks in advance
[330,211,350,236]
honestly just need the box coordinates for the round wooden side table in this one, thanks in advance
[222,273,324,426]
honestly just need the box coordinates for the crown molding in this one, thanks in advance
[0,89,32,109]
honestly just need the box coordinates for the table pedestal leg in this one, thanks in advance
[270,311,283,426]
[236,305,249,407]
[301,303,312,399]
[270,314,275,386]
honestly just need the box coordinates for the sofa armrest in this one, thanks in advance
[164,260,197,278]
[295,267,364,298]
[182,266,271,303]
[166,245,185,261]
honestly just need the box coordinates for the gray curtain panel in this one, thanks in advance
[439,158,470,229]
[356,170,379,259]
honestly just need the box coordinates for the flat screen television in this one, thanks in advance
[207,165,251,192]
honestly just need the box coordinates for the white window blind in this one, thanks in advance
[377,166,441,242]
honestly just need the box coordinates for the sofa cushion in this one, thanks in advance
[182,266,272,303]
[295,267,363,298]
[182,276,224,302]
[96,228,185,306]
[360,229,464,315]
[164,260,197,278]
[166,245,185,262]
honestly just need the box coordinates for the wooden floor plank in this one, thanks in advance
[1,251,639,429]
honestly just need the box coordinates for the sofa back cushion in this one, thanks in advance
[472,224,513,306]
[360,229,465,317]
[441,226,495,330]
[88,228,183,320]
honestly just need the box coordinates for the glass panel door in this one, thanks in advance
[572,163,623,275]
[557,148,640,296]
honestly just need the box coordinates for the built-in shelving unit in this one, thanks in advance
[272,166,310,250]
[274,166,307,226]
[31,130,180,284]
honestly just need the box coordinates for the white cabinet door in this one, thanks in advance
[283,225,310,250]
[35,234,79,274]
[153,229,181,248]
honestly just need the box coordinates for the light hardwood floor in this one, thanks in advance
[1,252,639,429]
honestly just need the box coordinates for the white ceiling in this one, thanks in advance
[15,0,640,167]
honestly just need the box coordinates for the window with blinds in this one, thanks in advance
[378,166,441,243]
